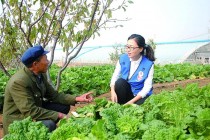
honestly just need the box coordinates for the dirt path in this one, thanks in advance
[1,78,210,138]
[71,78,210,111]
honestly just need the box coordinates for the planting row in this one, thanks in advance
[4,83,210,140]
[1,63,210,97]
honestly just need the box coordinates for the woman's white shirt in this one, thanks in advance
[110,56,154,98]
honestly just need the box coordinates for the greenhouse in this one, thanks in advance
[52,41,210,65]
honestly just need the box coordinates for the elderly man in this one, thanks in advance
[3,45,93,135]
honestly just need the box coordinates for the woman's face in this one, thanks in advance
[125,39,143,60]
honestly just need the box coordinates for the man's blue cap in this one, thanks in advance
[21,45,49,65]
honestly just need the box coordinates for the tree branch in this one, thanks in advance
[28,1,51,47]
[43,1,60,47]
[0,61,11,77]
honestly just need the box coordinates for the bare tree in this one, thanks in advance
[0,0,133,90]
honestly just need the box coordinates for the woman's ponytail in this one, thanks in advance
[128,34,156,61]
[144,44,155,61]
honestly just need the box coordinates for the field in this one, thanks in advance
[71,78,210,111]
[1,78,210,138]
[1,63,210,139]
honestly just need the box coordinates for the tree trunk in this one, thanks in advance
[0,61,11,77]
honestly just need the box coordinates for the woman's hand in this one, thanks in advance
[111,90,118,103]
[125,95,142,105]
[125,101,133,105]
[110,86,118,103]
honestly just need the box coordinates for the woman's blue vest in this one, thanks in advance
[119,54,153,96]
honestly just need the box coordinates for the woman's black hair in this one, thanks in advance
[128,34,155,61]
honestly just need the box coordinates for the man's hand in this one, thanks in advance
[58,112,70,119]
[76,92,93,103]
[58,112,67,119]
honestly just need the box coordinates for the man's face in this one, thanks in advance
[34,55,49,73]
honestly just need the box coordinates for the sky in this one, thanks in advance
[85,0,210,46]
[1,0,210,46]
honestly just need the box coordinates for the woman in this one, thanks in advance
[110,34,155,105]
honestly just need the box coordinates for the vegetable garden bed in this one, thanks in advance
[1,63,210,139]
[71,78,210,111]
[1,78,210,139]
[3,81,210,139]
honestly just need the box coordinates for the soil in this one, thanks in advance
[1,78,210,138]
[71,78,210,111]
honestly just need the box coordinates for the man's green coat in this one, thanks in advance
[3,67,76,135]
